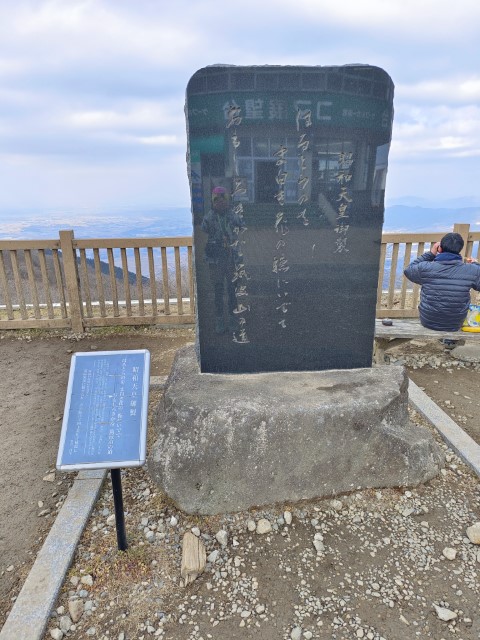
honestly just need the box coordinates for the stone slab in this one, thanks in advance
[148,346,443,514]
[408,379,480,477]
[187,64,394,373]
[450,344,480,363]
[0,472,106,640]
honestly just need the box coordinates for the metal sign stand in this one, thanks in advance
[56,350,150,555]
[110,468,128,551]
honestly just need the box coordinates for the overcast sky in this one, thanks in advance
[1,0,480,214]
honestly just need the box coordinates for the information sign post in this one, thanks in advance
[56,350,150,551]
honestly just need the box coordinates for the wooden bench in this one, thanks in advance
[374,318,480,364]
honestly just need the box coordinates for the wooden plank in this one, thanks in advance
[59,230,84,333]
[161,246,170,315]
[121,248,132,317]
[38,249,54,319]
[83,314,195,328]
[377,308,419,319]
[375,318,480,340]
[75,237,192,250]
[10,250,28,319]
[24,250,41,319]
[453,223,470,258]
[0,240,60,250]
[134,248,144,316]
[148,247,157,316]
[411,242,424,310]
[188,245,195,315]
[381,233,443,244]
[181,532,206,586]
[0,251,14,319]
[400,242,413,309]
[107,248,119,317]
[79,249,93,318]
[93,248,106,317]
[0,317,71,330]
[387,242,399,309]
[376,242,387,308]
[52,249,67,319]
[174,246,183,315]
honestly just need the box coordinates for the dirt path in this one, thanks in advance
[0,326,194,620]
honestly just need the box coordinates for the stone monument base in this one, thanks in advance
[148,346,443,515]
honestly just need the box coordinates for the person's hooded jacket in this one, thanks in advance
[404,251,480,331]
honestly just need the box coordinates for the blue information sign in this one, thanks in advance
[56,350,150,471]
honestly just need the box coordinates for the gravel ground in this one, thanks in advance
[2,329,480,640]
[40,409,480,640]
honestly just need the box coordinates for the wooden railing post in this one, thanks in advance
[453,223,470,259]
[59,230,84,333]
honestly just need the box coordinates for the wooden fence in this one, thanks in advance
[0,224,479,331]
[0,231,195,332]
[377,223,480,318]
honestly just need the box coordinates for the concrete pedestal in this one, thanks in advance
[148,346,443,515]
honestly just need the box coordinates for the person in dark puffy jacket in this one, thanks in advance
[404,232,480,331]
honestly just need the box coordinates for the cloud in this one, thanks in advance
[391,104,480,159]
[397,76,480,104]
[0,0,479,209]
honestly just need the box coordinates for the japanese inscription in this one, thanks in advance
[57,350,150,470]
[187,65,394,373]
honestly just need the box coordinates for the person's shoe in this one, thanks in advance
[215,316,225,334]
[440,338,458,350]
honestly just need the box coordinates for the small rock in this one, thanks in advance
[331,499,343,511]
[106,514,116,526]
[191,526,201,537]
[256,519,272,535]
[207,550,219,564]
[6,565,14,572]
[304,632,313,640]
[433,604,457,621]
[50,630,63,640]
[59,615,72,633]
[170,516,178,527]
[246,519,256,532]
[255,604,265,614]
[43,472,56,482]
[284,511,292,525]
[290,626,302,640]
[215,530,228,546]
[313,539,325,554]
[68,599,84,623]
[86,627,96,636]
[81,575,93,587]
[443,547,457,561]
[466,522,480,544]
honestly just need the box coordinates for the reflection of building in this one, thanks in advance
[187,65,394,224]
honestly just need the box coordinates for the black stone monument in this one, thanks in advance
[186,65,394,373]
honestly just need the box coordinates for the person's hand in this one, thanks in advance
[465,257,478,263]
[431,241,441,255]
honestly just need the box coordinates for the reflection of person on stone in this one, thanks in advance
[201,187,243,334]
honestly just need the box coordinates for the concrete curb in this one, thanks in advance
[408,379,480,476]
[0,470,106,640]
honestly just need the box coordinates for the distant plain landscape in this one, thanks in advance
[0,198,479,241]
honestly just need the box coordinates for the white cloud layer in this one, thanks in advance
[0,0,479,209]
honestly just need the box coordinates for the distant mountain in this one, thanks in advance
[384,205,480,233]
